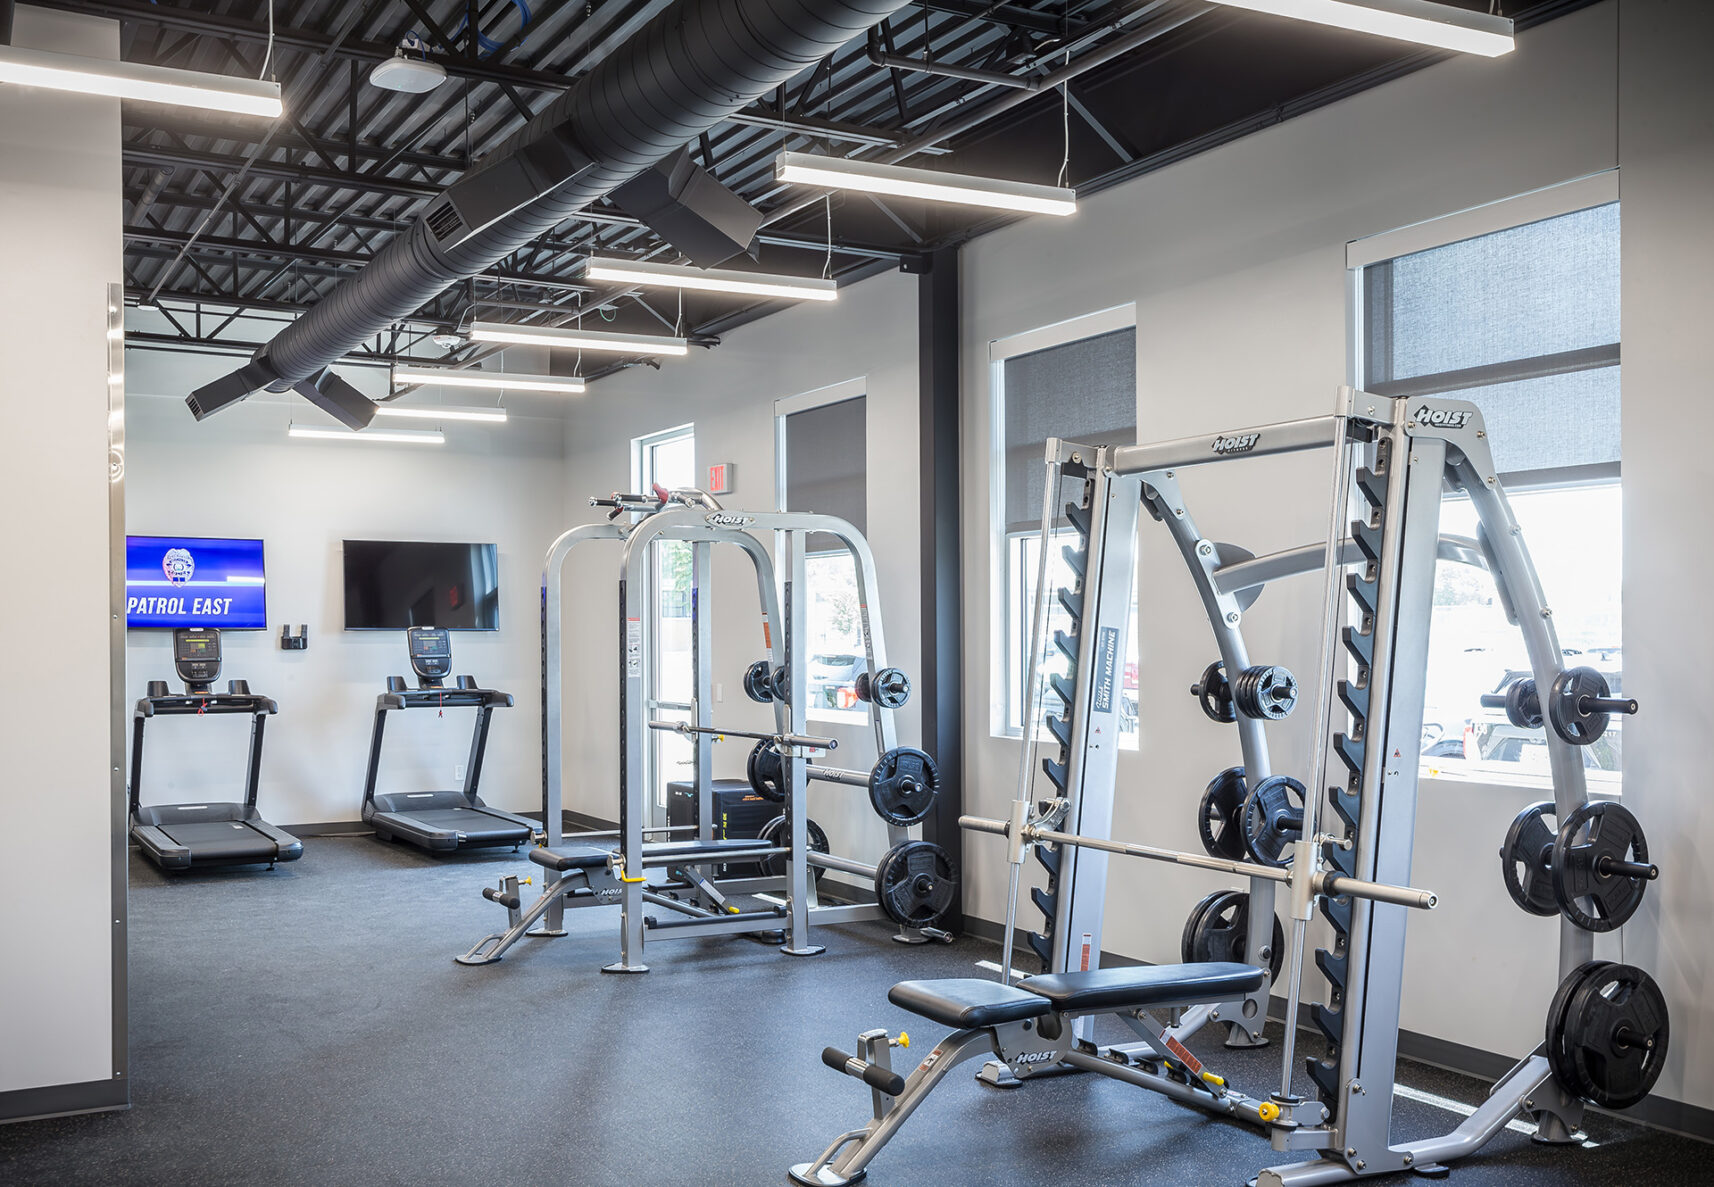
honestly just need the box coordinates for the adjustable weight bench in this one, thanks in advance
[792,961,1266,1186]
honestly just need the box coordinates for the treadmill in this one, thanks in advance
[360,626,535,853]
[130,628,304,871]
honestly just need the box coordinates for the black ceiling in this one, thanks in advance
[42,0,1596,369]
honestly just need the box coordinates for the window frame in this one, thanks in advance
[775,378,870,726]
[1347,173,1622,793]
[630,422,696,817]
[987,304,1137,743]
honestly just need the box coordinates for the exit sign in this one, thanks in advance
[708,462,735,495]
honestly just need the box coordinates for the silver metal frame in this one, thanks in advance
[106,282,130,1098]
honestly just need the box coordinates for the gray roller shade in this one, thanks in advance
[1003,327,1136,533]
[785,395,866,553]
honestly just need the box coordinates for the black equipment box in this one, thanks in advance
[666,779,775,877]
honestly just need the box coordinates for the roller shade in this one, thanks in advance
[1003,328,1136,533]
[785,395,866,554]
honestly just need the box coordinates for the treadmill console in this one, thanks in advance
[174,628,223,693]
[407,626,453,688]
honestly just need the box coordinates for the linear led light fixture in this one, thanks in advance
[583,256,839,303]
[374,404,508,424]
[288,425,445,444]
[1206,0,1513,56]
[391,365,585,394]
[0,43,284,117]
[467,320,689,356]
[775,152,1076,217]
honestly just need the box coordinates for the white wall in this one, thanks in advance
[0,7,124,1108]
[554,269,919,869]
[120,350,569,827]
[955,0,1714,1118]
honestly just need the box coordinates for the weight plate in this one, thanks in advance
[756,815,829,882]
[1242,775,1306,868]
[1180,889,1285,984]
[866,667,911,708]
[1500,801,1561,917]
[1545,960,1601,1099]
[1197,767,1248,861]
[768,665,791,705]
[746,739,786,802]
[1551,800,1650,932]
[869,747,939,826]
[1505,678,1543,730]
[743,660,775,704]
[1548,666,1612,745]
[1192,661,1237,724]
[873,840,958,929]
[1234,666,1298,721]
[1551,961,1670,1109]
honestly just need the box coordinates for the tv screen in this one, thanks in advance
[342,540,500,630]
[126,535,268,630]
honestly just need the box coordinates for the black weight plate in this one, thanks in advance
[854,671,872,703]
[1235,666,1298,721]
[873,840,958,929]
[1181,889,1286,984]
[743,660,775,704]
[1197,767,1248,861]
[756,815,829,882]
[870,667,911,709]
[1562,963,1670,1109]
[746,740,786,802]
[1505,678,1543,729]
[1548,666,1612,745]
[1552,801,1650,932]
[869,747,939,826]
[1242,776,1307,867]
[1546,960,1604,1098]
[769,665,791,704]
[1193,661,1237,724]
[1500,801,1561,917]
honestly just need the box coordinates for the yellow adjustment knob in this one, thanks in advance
[726,903,741,914]
[1257,1101,1281,1123]
[1201,1072,1226,1089]
[897,1032,910,1049]
[522,877,533,886]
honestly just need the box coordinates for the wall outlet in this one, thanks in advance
[454,762,466,782]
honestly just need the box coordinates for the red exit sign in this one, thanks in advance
[707,462,735,495]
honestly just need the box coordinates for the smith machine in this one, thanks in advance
[457,487,958,972]
[796,388,1666,1186]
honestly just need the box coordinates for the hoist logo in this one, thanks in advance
[161,548,195,586]
[1414,405,1474,430]
[1211,433,1260,455]
[1012,1050,1060,1066]
[704,512,755,528]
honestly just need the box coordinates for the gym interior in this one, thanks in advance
[1,1,1709,1184]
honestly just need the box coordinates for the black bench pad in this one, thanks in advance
[530,845,611,871]
[1022,962,1264,1013]
[888,979,1052,1029]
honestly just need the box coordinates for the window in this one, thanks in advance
[633,423,696,815]
[778,384,867,723]
[1359,199,1621,788]
[990,310,1140,745]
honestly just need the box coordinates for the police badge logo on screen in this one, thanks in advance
[162,547,195,586]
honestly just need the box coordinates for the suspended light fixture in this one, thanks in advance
[390,365,585,394]
[0,44,284,116]
[374,405,508,424]
[1205,0,1513,56]
[583,256,839,302]
[774,152,1076,216]
[467,321,689,356]
[288,425,444,444]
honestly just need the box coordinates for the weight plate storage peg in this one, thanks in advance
[743,660,776,703]
[1547,666,1635,746]
[1546,960,1670,1110]
[873,840,958,929]
[1500,802,1561,917]
[1550,800,1658,932]
[1232,665,1298,721]
[1197,767,1249,861]
[1241,775,1307,867]
[1191,661,1237,724]
[855,667,911,708]
[868,747,939,826]
[746,740,787,802]
[1180,889,1285,983]
[757,815,829,881]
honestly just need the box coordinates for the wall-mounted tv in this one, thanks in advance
[126,535,268,630]
[342,540,500,631]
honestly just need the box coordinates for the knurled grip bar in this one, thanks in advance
[646,719,837,751]
[958,814,1437,912]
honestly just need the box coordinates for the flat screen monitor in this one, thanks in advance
[342,540,500,630]
[126,535,268,630]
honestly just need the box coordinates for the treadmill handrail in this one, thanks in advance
[135,693,278,718]
[376,687,515,711]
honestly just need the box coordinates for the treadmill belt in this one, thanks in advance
[397,807,531,841]
[156,820,281,861]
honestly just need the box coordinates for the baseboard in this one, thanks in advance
[280,820,371,837]
[0,1078,128,1125]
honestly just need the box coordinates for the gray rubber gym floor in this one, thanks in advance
[0,835,1701,1185]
